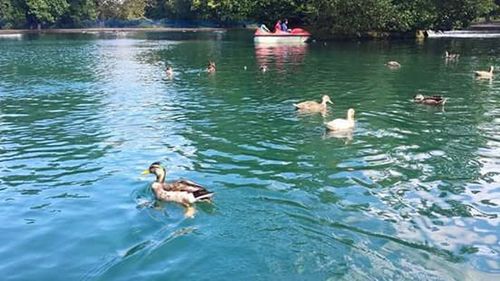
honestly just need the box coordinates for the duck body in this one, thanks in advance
[386,61,401,68]
[152,179,213,204]
[165,66,173,76]
[474,66,494,79]
[414,94,447,106]
[143,162,213,206]
[325,108,355,131]
[294,95,333,113]
[445,51,459,59]
[207,61,216,73]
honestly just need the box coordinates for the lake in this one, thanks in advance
[0,30,499,280]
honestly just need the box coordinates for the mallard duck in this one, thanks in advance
[142,162,213,216]
[294,95,333,112]
[444,51,459,59]
[386,61,401,68]
[207,61,216,73]
[325,108,355,131]
[414,94,447,106]
[474,66,494,79]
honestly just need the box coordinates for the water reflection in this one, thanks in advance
[255,42,307,72]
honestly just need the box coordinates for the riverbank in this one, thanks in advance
[1,21,499,40]
[0,27,232,35]
[469,20,500,31]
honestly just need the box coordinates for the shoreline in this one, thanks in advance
[1,21,498,39]
[0,27,235,34]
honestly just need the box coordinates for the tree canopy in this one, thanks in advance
[0,0,498,35]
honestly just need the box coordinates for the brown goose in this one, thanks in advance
[293,95,333,113]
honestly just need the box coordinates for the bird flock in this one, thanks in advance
[151,49,495,217]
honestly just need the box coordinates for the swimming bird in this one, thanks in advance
[207,61,216,73]
[414,94,447,106]
[444,51,459,59]
[165,66,173,76]
[386,61,401,68]
[259,65,268,72]
[293,95,333,113]
[325,108,355,131]
[474,66,494,79]
[142,162,213,217]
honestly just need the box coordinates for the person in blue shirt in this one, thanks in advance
[281,19,291,32]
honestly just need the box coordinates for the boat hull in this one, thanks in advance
[254,35,310,43]
[254,27,311,44]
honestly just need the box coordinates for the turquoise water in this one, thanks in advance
[0,31,499,280]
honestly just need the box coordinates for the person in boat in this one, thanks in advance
[274,20,282,32]
[260,24,270,33]
[281,18,291,32]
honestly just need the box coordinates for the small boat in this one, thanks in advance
[254,25,311,44]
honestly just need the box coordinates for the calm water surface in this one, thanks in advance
[0,31,499,280]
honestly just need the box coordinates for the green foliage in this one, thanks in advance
[0,0,499,33]
[434,0,496,29]
[96,0,122,20]
[26,0,69,25]
[120,0,147,19]
[59,0,97,27]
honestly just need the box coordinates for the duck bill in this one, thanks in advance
[141,170,150,175]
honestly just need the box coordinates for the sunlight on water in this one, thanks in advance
[0,31,499,280]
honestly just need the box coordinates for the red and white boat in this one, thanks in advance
[254,26,311,44]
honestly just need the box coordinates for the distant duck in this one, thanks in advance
[414,94,447,106]
[207,61,216,73]
[142,162,214,217]
[259,65,268,72]
[474,66,494,79]
[294,95,333,113]
[444,51,459,59]
[386,61,401,68]
[325,108,355,131]
[165,66,173,76]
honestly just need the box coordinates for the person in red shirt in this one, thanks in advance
[274,20,282,32]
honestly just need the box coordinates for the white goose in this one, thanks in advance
[474,66,494,79]
[325,108,355,131]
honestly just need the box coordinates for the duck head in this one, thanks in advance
[414,94,424,102]
[142,162,166,183]
[347,108,355,120]
[322,95,334,105]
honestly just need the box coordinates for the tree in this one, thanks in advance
[434,0,496,29]
[95,0,121,20]
[25,0,69,28]
[59,0,97,27]
[120,0,147,19]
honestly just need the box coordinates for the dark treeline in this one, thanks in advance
[1,0,499,34]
